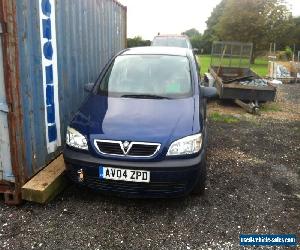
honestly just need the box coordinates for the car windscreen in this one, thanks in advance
[98,55,193,99]
[152,37,189,48]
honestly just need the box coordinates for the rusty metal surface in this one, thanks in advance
[210,66,277,101]
[0,31,14,183]
[0,0,25,196]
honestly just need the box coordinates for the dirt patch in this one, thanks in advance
[208,84,300,122]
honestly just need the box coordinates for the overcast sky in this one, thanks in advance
[118,0,300,40]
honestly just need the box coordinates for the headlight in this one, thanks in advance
[66,126,88,150]
[167,133,202,156]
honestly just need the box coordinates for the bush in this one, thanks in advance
[278,46,293,61]
[127,36,151,48]
[284,46,293,60]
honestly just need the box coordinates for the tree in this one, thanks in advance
[201,0,228,53]
[214,0,293,63]
[206,0,228,33]
[290,17,300,51]
[274,16,298,51]
[190,34,203,53]
[182,28,201,38]
[127,36,151,48]
[182,28,203,52]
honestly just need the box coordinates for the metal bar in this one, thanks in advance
[293,43,295,62]
[124,6,127,48]
[229,44,232,67]
[210,41,213,66]
[234,99,259,115]
[217,44,227,76]
[213,41,253,46]
[210,53,247,58]
[239,44,242,68]
[249,43,253,67]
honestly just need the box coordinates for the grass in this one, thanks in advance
[197,55,268,77]
[294,126,300,135]
[250,57,269,77]
[197,55,211,76]
[260,102,282,112]
[209,112,240,123]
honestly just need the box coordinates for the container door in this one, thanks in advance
[0,21,14,182]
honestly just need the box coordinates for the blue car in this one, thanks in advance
[63,47,216,198]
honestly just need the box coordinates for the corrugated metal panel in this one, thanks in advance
[55,0,126,144]
[16,0,46,179]
[0,25,14,182]
[13,0,126,181]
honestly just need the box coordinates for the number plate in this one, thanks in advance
[99,166,150,183]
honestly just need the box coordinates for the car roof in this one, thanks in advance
[154,34,189,38]
[121,46,191,57]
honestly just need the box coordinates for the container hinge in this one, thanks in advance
[0,102,9,113]
[0,21,6,34]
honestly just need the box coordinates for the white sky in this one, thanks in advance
[118,0,300,40]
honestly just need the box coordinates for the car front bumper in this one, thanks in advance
[63,147,206,198]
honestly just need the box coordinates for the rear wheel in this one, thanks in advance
[191,158,207,195]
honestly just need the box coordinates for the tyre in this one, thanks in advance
[191,157,207,195]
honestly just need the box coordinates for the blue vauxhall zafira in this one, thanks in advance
[63,46,216,198]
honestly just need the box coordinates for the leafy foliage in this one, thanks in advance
[182,28,204,53]
[127,36,151,48]
[182,28,201,38]
[290,17,300,51]
[214,0,294,62]
[201,0,228,53]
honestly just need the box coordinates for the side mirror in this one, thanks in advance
[84,82,94,92]
[193,48,199,53]
[200,86,218,98]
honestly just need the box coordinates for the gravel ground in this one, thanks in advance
[0,84,299,250]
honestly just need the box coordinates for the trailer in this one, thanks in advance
[204,41,277,114]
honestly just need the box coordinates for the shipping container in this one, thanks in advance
[0,0,127,204]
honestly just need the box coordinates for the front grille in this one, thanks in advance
[96,141,123,155]
[127,144,158,156]
[94,140,160,157]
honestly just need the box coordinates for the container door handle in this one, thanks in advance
[0,21,5,34]
[0,102,9,113]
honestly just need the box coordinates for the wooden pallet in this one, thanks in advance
[22,155,68,203]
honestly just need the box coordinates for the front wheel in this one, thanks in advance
[191,158,207,195]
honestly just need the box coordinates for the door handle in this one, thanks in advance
[0,21,6,34]
[0,102,9,113]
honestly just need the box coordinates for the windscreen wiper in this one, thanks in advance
[121,94,171,99]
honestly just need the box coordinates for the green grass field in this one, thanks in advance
[197,55,268,77]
